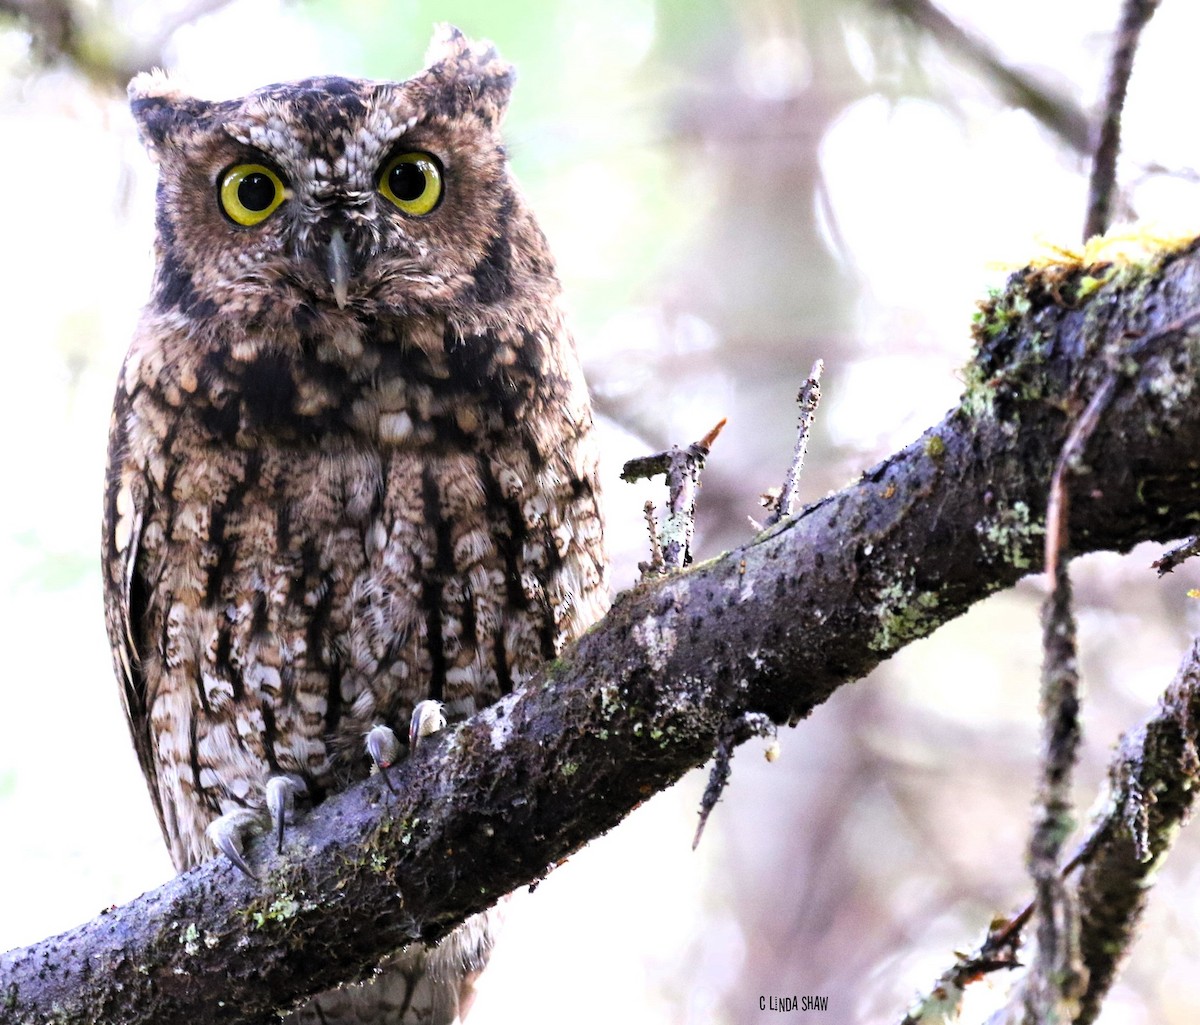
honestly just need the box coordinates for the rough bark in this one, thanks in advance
[1072,634,1200,1025]
[6,240,1200,1023]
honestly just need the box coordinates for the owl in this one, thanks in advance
[102,26,609,1024]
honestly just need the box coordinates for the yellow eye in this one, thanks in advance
[219,163,286,226]
[378,152,442,216]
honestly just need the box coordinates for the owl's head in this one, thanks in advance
[130,26,542,331]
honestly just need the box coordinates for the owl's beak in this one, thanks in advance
[326,226,352,309]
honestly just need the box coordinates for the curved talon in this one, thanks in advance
[410,699,447,752]
[206,808,265,878]
[365,724,401,794]
[265,774,308,854]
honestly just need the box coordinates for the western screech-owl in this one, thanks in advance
[102,26,608,1023]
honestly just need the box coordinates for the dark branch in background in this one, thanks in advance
[0,0,72,55]
[142,0,234,62]
[7,234,1200,1023]
[0,0,237,88]
[1083,0,1162,239]
[880,0,1092,154]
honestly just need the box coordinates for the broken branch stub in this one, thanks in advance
[622,418,727,576]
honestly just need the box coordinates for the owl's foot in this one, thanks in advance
[206,808,265,878]
[410,699,447,751]
[266,774,309,854]
[365,724,401,794]
[205,775,308,876]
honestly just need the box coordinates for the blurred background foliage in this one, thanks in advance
[3,1,1200,1022]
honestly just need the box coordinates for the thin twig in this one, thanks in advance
[1153,535,1200,576]
[640,500,664,576]
[1084,0,1162,240]
[1026,563,1088,1021]
[1026,373,1117,1021]
[910,381,1132,1021]
[765,359,824,528]
[693,719,736,851]
[900,936,1022,1025]
[1043,375,1120,579]
[693,712,774,850]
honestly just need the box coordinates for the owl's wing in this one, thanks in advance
[101,405,169,848]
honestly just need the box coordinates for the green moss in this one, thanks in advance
[972,288,1031,342]
[924,434,945,460]
[398,818,420,846]
[1075,268,1115,300]
[685,551,729,573]
[543,656,569,679]
[963,275,1058,417]
[961,252,1152,420]
[180,922,201,956]
[247,889,318,930]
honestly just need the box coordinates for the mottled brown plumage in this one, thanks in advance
[102,27,608,1023]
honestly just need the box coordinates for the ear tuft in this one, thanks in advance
[423,22,471,66]
[420,24,515,127]
[128,68,182,103]
[127,71,212,156]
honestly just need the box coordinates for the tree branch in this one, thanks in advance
[910,629,1200,1025]
[880,0,1093,154]
[1070,634,1200,1024]
[1023,385,1105,1023]
[0,0,238,89]
[1084,0,1161,240]
[7,241,1200,1023]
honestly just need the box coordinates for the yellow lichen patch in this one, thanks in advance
[978,223,1200,317]
[1021,222,1200,272]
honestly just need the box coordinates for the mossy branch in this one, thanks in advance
[7,240,1200,1023]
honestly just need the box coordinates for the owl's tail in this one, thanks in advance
[283,905,504,1025]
